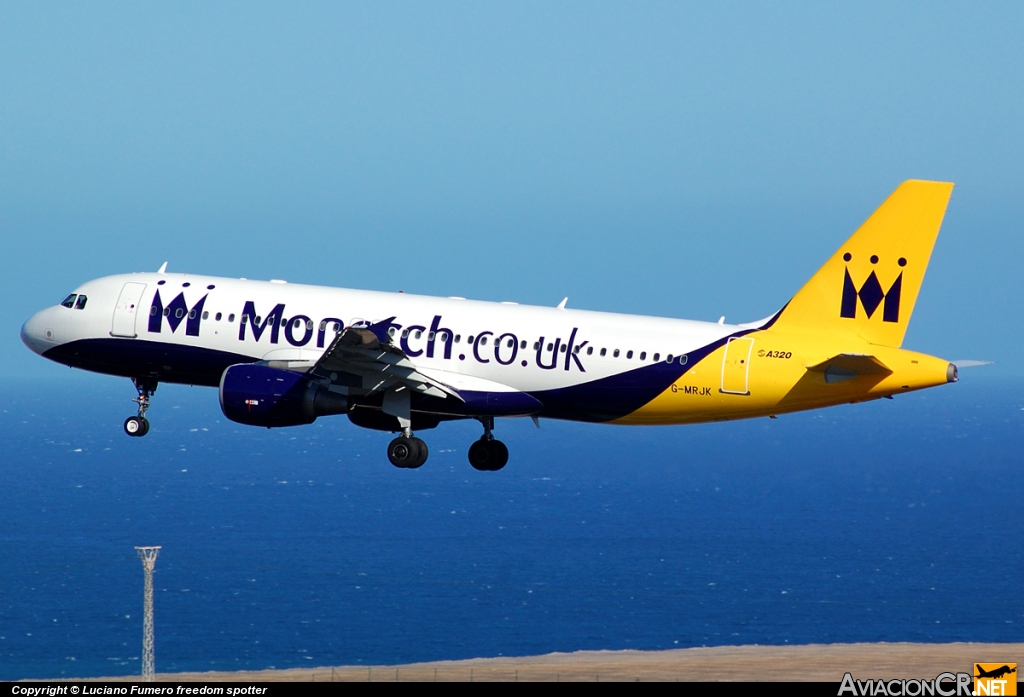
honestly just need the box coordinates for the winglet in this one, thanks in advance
[359,316,397,345]
[557,297,568,310]
[157,262,168,274]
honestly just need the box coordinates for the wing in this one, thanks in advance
[806,353,893,384]
[308,317,463,401]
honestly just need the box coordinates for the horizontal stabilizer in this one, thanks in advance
[807,353,892,384]
[951,360,994,368]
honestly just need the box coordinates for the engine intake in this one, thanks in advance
[219,364,348,428]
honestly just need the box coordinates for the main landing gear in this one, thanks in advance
[124,378,157,438]
[387,430,428,469]
[468,417,508,472]
[385,416,509,471]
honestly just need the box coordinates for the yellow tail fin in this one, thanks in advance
[771,180,954,348]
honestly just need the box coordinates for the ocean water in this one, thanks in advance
[0,374,1021,680]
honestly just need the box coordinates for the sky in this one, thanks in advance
[2,2,1022,379]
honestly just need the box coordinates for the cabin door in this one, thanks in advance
[111,283,147,338]
[720,337,754,395]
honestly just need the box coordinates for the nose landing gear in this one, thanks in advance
[124,378,157,438]
[468,417,509,471]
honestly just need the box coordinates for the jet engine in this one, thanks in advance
[219,364,348,427]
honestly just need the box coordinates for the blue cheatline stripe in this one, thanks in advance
[43,338,256,388]
[525,307,785,423]
[528,332,743,423]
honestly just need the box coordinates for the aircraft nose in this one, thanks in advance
[21,308,57,355]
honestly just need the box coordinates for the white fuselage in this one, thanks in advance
[24,272,736,392]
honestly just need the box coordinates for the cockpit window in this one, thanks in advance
[75,295,88,310]
[61,294,77,308]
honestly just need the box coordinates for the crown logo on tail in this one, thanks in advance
[839,253,904,323]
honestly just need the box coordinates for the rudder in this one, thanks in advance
[771,180,954,348]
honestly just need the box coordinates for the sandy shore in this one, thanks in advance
[65,642,1024,682]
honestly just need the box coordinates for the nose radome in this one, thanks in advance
[21,309,54,355]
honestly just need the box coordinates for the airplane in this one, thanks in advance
[976,665,1017,680]
[22,180,960,471]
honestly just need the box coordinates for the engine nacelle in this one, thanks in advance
[219,364,349,428]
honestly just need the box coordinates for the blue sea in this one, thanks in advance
[0,374,1021,680]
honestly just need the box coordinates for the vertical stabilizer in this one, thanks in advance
[771,180,953,348]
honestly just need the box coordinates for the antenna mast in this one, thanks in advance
[135,546,161,681]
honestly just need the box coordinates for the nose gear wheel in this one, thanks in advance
[124,416,150,437]
[125,378,157,437]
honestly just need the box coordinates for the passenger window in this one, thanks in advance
[468,335,475,343]
[520,340,527,349]
[216,312,222,321]
[202,311,209,320]
[306,320,313,331]
[75,295,88,310]
[653,353,660,362]
[600,348,607,357]
[546,343,553,351]
[414,330,422,339]
[61,294,77,308]
[388,327,397,338]
[639,351,646,360]
[665,354,673,363]
[163,308,171,317]
[534,342,540,350]
[679,354,688,365]
[333,322,341,331]
[613,349,620,358]
[455,335,461,343]
[559,344,566,353]
[480,336,487,346]
[188,310,196,319]
[587,347,593,355]
[627,350,633,359]
[428,332,435,341]
[228,314,235,322]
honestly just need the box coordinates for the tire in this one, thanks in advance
[489,439,509,471]
[388,436,418,468]
[124,416,145,437]
[406,437,428,469]
[468,439,495,471]
[138,417,150,436]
